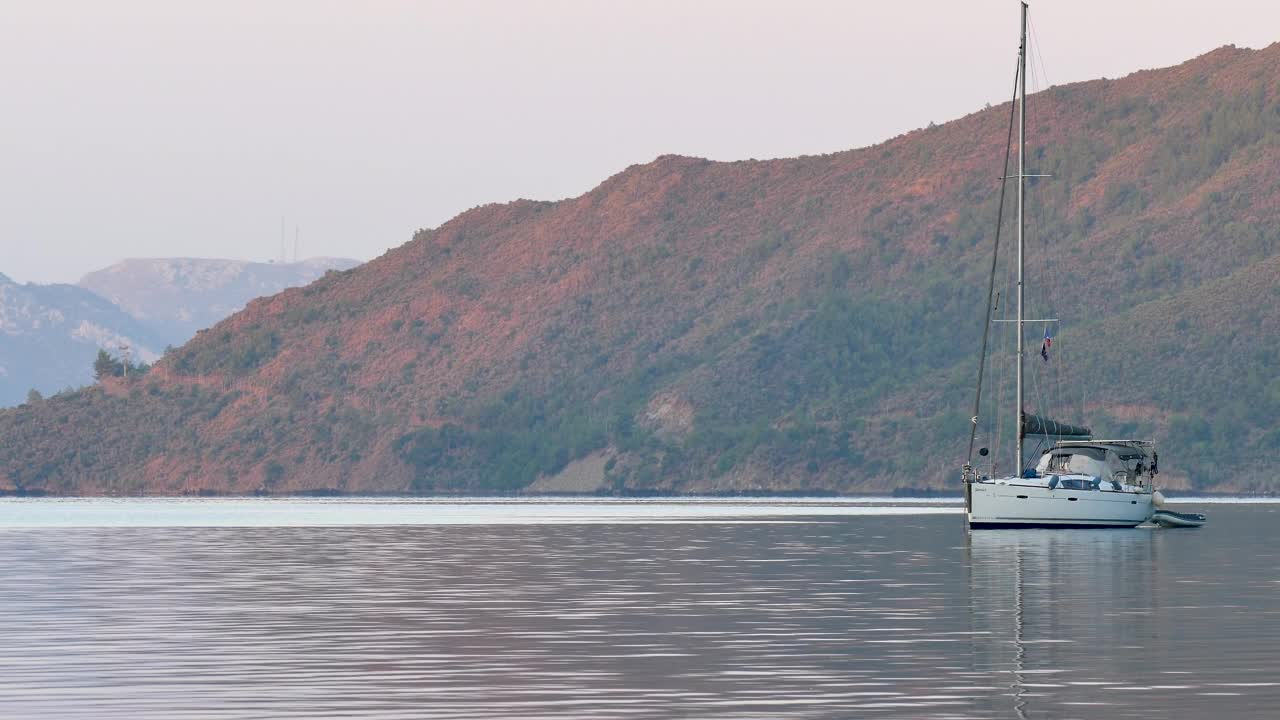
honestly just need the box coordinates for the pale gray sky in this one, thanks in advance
[2,0,1275,283]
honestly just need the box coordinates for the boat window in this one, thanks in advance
[1064,447,1106,461]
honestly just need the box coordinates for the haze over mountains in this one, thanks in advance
[0,273,167,406]
[1,45,1278,495]
[0,258,358,406]
[78,257,362,344]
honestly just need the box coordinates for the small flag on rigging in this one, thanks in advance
[1040,326,1052,362]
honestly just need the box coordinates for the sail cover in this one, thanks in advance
[1021,413,1091,438]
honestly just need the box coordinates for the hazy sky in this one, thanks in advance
[3,0,1276,284]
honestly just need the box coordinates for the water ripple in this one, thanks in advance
[0,501,1276,718]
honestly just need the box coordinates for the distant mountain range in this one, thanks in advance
[1,45,1278,495]
[79,257,361,343]
[0,258,359,407]
[0,273,167,406]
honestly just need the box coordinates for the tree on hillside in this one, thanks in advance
[93,349,124,380]
[25,389,43,405]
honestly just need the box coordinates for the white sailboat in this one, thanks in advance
[961,3,1161,529]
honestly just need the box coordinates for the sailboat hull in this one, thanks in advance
[968,481,1153,529]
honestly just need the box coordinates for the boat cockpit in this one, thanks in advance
[1034,440,1158,489]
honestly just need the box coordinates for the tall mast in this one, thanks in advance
[1015,2,1028,474]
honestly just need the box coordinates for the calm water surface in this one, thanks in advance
[0,498,1277,719]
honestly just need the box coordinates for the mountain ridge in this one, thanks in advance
[1,44,1278,495]
[78,256,361,343]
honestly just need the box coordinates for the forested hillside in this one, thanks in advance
[1,44,1277,495]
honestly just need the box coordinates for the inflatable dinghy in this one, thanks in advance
[1151,509,1206,528]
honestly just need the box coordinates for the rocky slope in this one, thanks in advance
[1,45,1278,495]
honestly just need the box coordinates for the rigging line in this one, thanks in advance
[966,54,1024,467]
[991,258,1006,474]
[994,167,1022,477]
[988,172,1018,476]
[1045,254,1073,426]
[1029,162,1090,422]
[1031,334,1047,432]
[1027,37,1038,96]
[1067,322,1089,426]
[1030,198,1062,421]
[995,244,1010,472]
[1036,178,1068,418]
[1029,18,1051,90]
[1019,94,1068,424]
[996,206,1018,475]
[1052,327,1062,421]
[1058,323,1080,424]
[1056,321,1065,422]
[1049,317,1067,418]
[1026,20,1045,98]
[1044,226,1060,419]
[1026,185,1051,417]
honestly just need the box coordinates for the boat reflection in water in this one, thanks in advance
[965,528,1161,717]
